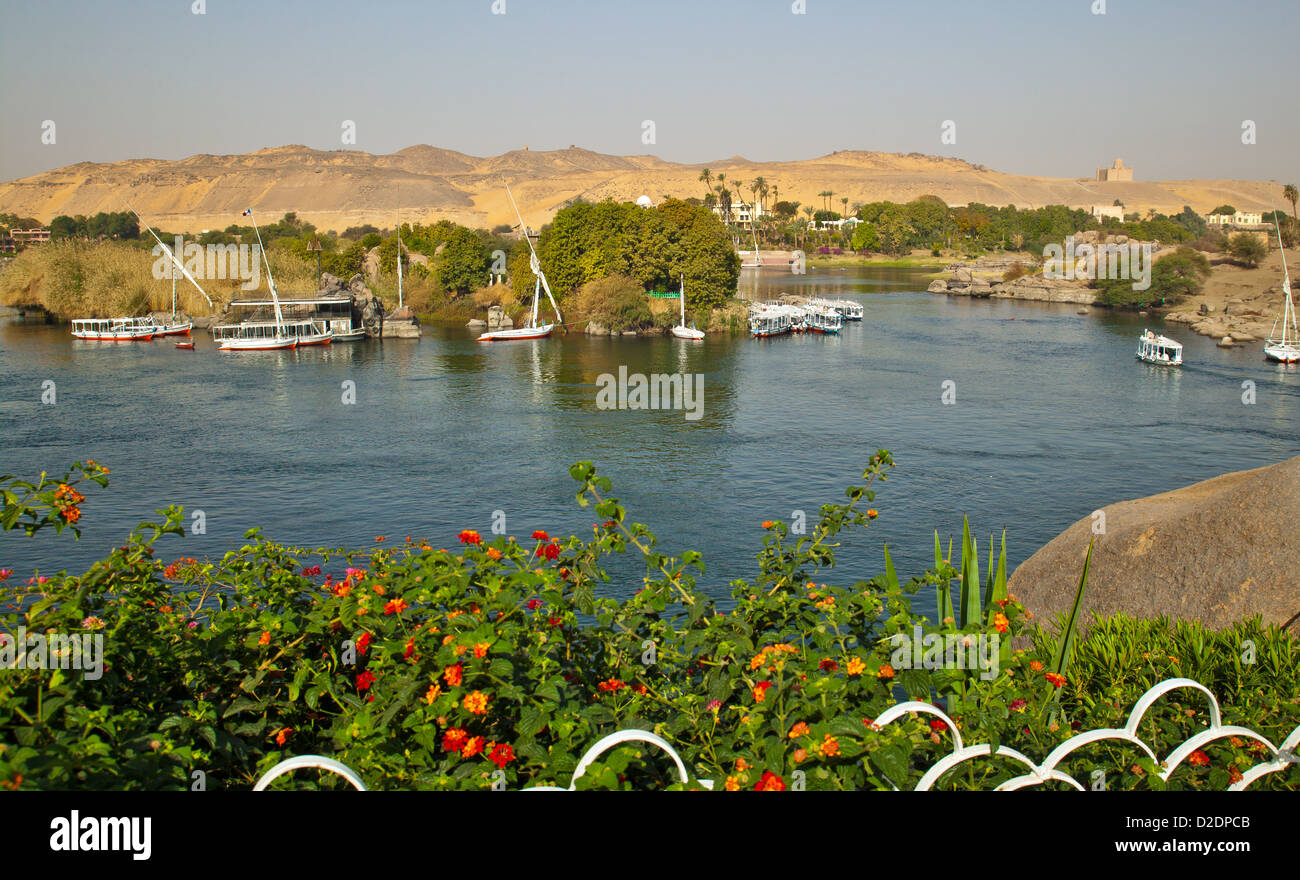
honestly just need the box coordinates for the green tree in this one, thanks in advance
[1095,246,1210,308]
[1226,232,1266,267]
[439,226,490,294]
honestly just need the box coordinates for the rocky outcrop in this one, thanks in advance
[929,269,1097,304]
[320,272,386,338]
[1008,456,1300,634]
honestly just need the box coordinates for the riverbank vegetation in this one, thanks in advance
[2,457,1295,791]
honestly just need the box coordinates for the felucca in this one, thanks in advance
[670,275,704,340]
[1264,214,1300,363]
[477,184,562,342]
[129,205,211,337]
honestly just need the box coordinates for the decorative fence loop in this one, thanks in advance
[253,755,367,791]
[522,728,707,790]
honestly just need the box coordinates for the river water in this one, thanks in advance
[3,267,1297,612]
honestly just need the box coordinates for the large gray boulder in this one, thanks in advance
[1009,456,1300,634]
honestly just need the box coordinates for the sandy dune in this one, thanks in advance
[0,145,1287,235]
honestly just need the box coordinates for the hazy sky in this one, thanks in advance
[2,0,1297,183]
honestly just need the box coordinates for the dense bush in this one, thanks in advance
[1095,246,1210,309]
[574,274,653,332]
[1,457,1296,791]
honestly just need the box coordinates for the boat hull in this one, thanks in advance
[218,338,298,351]
[671,326,704,340]
[72,330,154,341]
[154,322,193,336]
[478,324,554,342]
[1264,343,1300,363]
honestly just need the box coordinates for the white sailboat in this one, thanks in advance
[129,205,211,336]
[214,209,330,350]
[671,275,704,340]
[478,183,563,342]
[1264,214,1300,363]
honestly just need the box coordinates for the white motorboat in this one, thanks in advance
[1136,329,1183,365]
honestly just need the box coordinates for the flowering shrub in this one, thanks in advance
[1,456,1297,790]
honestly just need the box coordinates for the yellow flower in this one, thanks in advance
[846,657,866,676]
[463,691,489,715]
[725,774,742,791]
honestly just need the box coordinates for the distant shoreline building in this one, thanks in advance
[711,200,764,229]
[1090,205,1124,222]
[1206,210,1264,228]
[1096,159,1134,182]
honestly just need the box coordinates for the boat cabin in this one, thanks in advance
[1136,330,1183,365]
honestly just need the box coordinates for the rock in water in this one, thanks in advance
[1008,455,1300,634]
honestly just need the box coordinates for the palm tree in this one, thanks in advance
[840,197,848,218]
[698,168,713,199]
[1285,183,1299,224]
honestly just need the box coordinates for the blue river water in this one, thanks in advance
[2,267,1297,613]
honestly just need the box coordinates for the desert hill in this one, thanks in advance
[0,144,1286,235]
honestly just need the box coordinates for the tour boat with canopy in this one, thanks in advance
[70,317,156,341]
[1264,214,1300,363]
[1136,329,1183,366]
[670,275,704,340]
[478,183,562,342]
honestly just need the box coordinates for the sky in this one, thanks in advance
[1,0,1297,183]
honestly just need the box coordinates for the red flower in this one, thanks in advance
[526,599,543,610]
[458,530,482,545]
[819,658,839,672]
[548,616,563,627]
[929,718,948,732]
[488,742,515,769]
[383,597,408,615]
[752,681,773,702]
[1009,698,1027,713]
[753,771,785,791]
[1044,672,1067,689]
[356,670,376,691]
[1188,749,1210,767]
[598,678,625,692]
[531,530,549,541]
[536,543,561,561]
[356,632,372,655]
[404,637,417,661]
[442,727,468,753]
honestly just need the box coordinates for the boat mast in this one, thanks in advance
[126,203,214,307]
[504,180,562,325]
[680,274,686,325]
[396,224,404,310]
[1272,212,1296,346]
[245,209,284,332]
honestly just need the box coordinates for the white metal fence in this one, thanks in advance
[252,677,1299,791]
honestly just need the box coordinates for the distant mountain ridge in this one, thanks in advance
[0,144,1283,235]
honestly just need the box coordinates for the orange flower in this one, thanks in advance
[846,657,866,676]
[598,678,626,692]
[877,664,895,679]
[1044,672,1066,689]
[383,597,407,615]
[788,722,810,739]
[442,727,468,753]
[486,547,502,561]
[462,736,485,757]
[761,520,774,529]
[473,642,490,658]
[60,505,82,523]
[274,727,292,747]
[463,691,489,714]
[458,530,482,545]
[443,664,463,687]
[794,748,807,763]
[258,631,271,646]
[866,509,878,519]
[1029,660,1043,672]
[424,683,442,705]
[818,734,840,757]
[752,681,773,702]
[1188,749,1210,767]
[453,644,467,656]
[753,771,785,791]
[725,775,742,791]
[992,612,1009,633]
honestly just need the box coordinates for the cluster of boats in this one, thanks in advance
[1136,217,1300,366]
[748,296,863,338]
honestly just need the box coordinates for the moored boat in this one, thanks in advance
[478,183,562,342]
[670,275,704,340]
[70,318,155,341]
[1264,214,1300,363]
